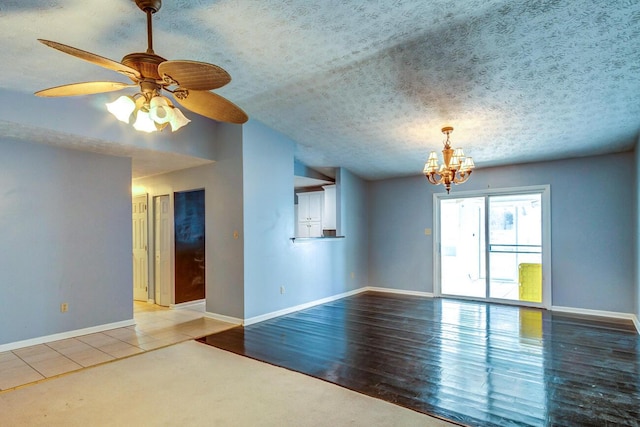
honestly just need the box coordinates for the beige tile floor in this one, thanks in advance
[0,302,236,392]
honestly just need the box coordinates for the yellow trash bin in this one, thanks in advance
[518,263,542,303]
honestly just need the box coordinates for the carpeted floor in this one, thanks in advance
[0,341,455,426]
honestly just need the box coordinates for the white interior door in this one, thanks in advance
[132,195,148,302]
[154,195,171,307]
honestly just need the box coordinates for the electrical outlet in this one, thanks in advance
[280,286,285,294]
[424,228,432,235]
[351,272,355,279]
[60,303,68,313]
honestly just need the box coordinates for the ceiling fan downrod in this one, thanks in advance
[135,0,162,53]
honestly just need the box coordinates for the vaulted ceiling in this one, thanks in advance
[1,0,638,180]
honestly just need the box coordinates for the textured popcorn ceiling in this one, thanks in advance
[0,0,639,179]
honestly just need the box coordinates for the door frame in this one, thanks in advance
[433,185,552,309]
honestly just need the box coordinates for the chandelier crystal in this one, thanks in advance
[423,126,475,193]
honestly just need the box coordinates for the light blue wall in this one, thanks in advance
[242,120,369,319]
[369,152,635,313]
[338,167,370,291]
[0,140,132,345]
[209,124,246,318]
[242,120,296,317]
[368,176,433,293]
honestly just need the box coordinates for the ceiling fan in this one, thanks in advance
[35,0,248,132]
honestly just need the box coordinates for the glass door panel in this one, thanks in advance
[488,194,542,302]
[440,197,485,298]
[438,191,545,306]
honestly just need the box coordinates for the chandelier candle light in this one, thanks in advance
[423,126,475,193]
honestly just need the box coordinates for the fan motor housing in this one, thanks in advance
[122,52,166,81]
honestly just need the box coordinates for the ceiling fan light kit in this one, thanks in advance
[106,92,191,133]
[35,0,248,133]
[106,96,136,123]
[423,126,475,193]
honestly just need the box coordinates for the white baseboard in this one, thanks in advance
[0,319,136,352]
[204,311,243,325]
[552,305,640,334]
[242,286,433,326]
[243,287,367,326]
[170,299,205,311]
[365,286,434,298]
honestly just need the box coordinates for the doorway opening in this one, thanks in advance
[434,186,551,308]
[132,190,207,309]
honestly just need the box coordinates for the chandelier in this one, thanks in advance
[423,126,475,193]
[106,89,190,133]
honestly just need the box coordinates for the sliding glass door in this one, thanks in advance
[488,194,542,302]
[436,187,550,308]
[440,197,485,298]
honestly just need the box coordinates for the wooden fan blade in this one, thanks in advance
[38,39,141,80]
[158,60,231,90]
[35,81,136,97]
[173,90,248,124]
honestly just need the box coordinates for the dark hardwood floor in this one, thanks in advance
[197,292,640,426]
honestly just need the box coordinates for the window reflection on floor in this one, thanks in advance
[436,300,545,423]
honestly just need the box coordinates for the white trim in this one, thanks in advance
[439,293,547,309]
[240,287,433,327]
[552,306,640,334]
[0,319,136,352]
[243,288,366,326]
[170,299,205,311]
[541,186,552,308]
[365,287,434,298]
[432,191,442,298]
[433,185,551,199]
[204,311,243,325]
[633,315,640,334]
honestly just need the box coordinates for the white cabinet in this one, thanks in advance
[322,185,336,230]
[296,191,323,237]
[298,191,323,222]
[298,221,323,238]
